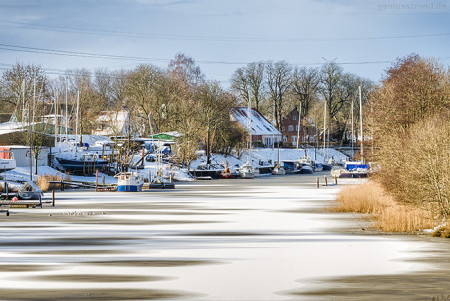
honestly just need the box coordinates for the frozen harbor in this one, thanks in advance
[0,172,449,300]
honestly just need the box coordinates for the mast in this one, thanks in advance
[65,83,68,140]
[359,85,363,163]
[54,89,59,148]
[296,102,301,149]
[323,101,326,161]
[28,78,32,180]
[75,90,80,152]
[247,100,252,163]
[351,97,354,157]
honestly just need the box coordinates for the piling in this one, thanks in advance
[324,176,328,186]
[334,176,338,185]
[95,170,99,192]
[60,180,64,191]
[52,190,55,207]
[316,177,319,188]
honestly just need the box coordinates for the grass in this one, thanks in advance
[332,181,440,233]
[36,173,71,192]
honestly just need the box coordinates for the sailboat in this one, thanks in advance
[239,102,257,179]
[271,142,285,175]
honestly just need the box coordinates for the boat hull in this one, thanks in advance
[240,172,255,179]
[117,184,143,192]
[0,159,16,171]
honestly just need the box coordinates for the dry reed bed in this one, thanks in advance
[331,182,443,234]
[37,173,71,192]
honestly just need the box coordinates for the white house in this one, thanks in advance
[231,107,281,147]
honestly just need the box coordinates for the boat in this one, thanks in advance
[314,162,323,172]
[297,153,314,174]
[0,150,16,171]
[221,161,238,179]
[239,101,257,179]
[272,162,286,175]
[239,162,255,179]
[115,171,144,192]
[330,161,370,178]
[55,152,108,173]
[149,140,175,189]
[272,140,285,175]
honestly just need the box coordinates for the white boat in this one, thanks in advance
[115,171,144,192]
[330,161,370,178]
[272,162,286,175]
[298,154,314,174]
[0,150,16,171]
[239,162,255,179]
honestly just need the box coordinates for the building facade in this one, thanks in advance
[281,107,316,147]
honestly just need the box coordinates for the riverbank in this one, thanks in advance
[0,173,449,300]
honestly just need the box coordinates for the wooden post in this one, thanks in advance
[60,179,64,191]
[52,190,55,207]
[95,169,99,192]
[102,175,105,186]
[334,176,337,185]
[324,176,328,186]
[316,177,319,188]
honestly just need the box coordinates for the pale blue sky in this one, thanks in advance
[0,0,448,85]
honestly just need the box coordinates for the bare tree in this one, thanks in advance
[266,61,292,131]
[291,66,320,118]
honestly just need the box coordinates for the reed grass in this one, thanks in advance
[36,173,71,192]
[333,181,439,233]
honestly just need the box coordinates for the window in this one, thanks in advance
[292,136,297,143]
[293,116,296,120]
[288,125,294,131]
[281,127,285,131]
[283,136,288,142]
[295,125,299,131]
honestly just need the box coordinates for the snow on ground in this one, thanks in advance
[190,147,349,170]
[1,147,348,184]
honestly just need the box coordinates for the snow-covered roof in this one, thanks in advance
[93,109,129,136]
[231,107,281,136]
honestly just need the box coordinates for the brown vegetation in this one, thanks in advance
[368,54,449,219]
[36,173,71,192]
[333,182,439,233]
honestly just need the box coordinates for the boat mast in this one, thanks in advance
[296,101,301,149]
[359,85,363,163]
[75,90,80,153]
[323,101,326,161]
[28,77,33,180]
[247,100,252,164]
[65,82,68,140]
[351,97,354,157]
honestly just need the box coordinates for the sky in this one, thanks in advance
[0,0,448,87]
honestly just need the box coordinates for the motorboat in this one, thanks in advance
[239,162,255,179]
[0,150,16,171]
[298,154,314,174]
[115,171,144,192]
[330,161,370,178]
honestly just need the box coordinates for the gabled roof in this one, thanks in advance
[231,107,281,136]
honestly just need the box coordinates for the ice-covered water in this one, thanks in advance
[0,173,440,300]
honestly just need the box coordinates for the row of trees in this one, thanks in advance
[0,54,245,167]
[231,60,373,144]
[369,54,449,218]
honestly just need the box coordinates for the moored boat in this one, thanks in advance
[115,171,144,192]
[0,150,16,171]
[271,162,286,175]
